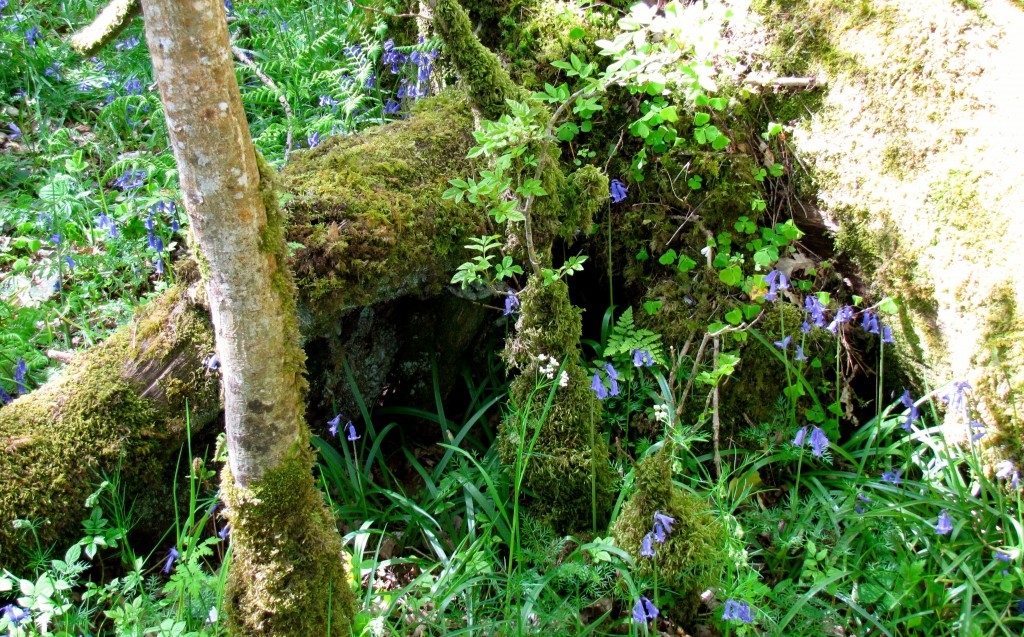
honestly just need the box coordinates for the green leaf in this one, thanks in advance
[557,122,579,142]
[658,249,677,265]
[569,26,586,39]
[742,304,760,320]
[711,134,730,150]
[580,120,593,132]
[687,175,702,190]
[725,308,743,325]
[719,265,743,286]
[677,254,696,273]
[636,247,649,261]
[660,106,678,122]
[642,300,662,315]
[693,112,710,126]
[878,297,899,314]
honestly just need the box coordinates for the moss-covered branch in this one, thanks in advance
[69,0,140,57]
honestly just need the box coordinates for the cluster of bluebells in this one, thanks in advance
[631,596,659,624]
[721,599,755,624]
[327,413,360,441]
[639,510,675,558]
[590,362,620,400]
[1,603,30,627]
[792,425,829,458]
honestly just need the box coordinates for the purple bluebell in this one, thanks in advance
[145,213,156,231]
[124,78,143,95]
[722,599,754,623]
[115,36,140,50]
[319,95,340,109]
[996,551,1012,563]
[44,62,62,81]
[0,385,12,404]
[652,510,674,542]
[857,493,872,503]
[934,510,953,536]
[899,389,919,431]
[881,469,902,485]
[632,349,654,367]
[996,460,1015,480]
[804,295,827,327]
[218,525,230,539]
[609,376,620,396]
[0,0,9,12]
[14,357,27,395]
[604,363,620,380]
[9,122,21,139]
[112,170,146,191]
[504,291,519,316]
[763,269,790,302]
[327,414,341,437]
[25,25,40,47]
[163,547,180,573]
[809,427,829,457]
[78,82,92,92]
[826,305,855,333]
[203,353,219,370]
[792,426,807,447]
[855,504,865,514]
[609,179,628,203]
[382,40,408,73]
[171,218,180,233]
[147,231,157,250]
[1,604,29,625]
[881,325,895,344]
[773,335,792,350]
[590,371,608,400]
[279,20,289,31]
[364,73,376,89]
[154,257,164,275]
[384,99,401,115]
[795,345,808,361]
[800,320,812,334]
[942,381,971,414]
[307,131,321,148]
[49,233,60,245]
[345,421,360,441]
[640,532,655,557]
[969,420,985,441]
[860,309,879,334]
[53,278,62,292]
[224,0,234,13]
[632,596,659,623]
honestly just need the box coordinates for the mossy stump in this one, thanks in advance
[612,447,727,621]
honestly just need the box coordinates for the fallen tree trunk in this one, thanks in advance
[0,92,483,563]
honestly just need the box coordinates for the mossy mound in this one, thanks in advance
[611,447,728,621]
[500,279,613,533]
[280,90,484,326]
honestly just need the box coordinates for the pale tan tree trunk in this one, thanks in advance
[139,1,354,634]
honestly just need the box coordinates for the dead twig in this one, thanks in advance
[232,46,294,161]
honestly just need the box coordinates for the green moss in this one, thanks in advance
[611,447,727,621]
[499,278,612,532]
[559,165,608,240]
[222,441,355,637]
[279,91,485,327]
[433,0,529,120]
[0,288,219,556]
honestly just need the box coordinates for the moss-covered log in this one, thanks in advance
[0,92,485,563]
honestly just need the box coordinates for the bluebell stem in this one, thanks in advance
[327,414,341,437]
[609,178,628,203]
[934,510,953,535]
[631,596,659,623]
[163,547,180,573]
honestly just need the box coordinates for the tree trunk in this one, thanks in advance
[140,0,354,633]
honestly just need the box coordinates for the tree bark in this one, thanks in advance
[140,1,354,633]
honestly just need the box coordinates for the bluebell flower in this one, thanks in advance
[154,257,164,275]
[417,62,433,84]
[345,421,360,441]
[145,213,156,231]
[0,385,12,404]
[604,363,620,380]
[609,377,620,396]
[53,278,62,292]
[652,510,674,542]
[382,40,408,73]
[773,335,791,350]
[792,426,808,447]
[504,291,519,316]
[855,503,865,514]
[115,35,140,50]
[640,532,655,557]
[809,427,829,457]
[1,604,29,625]
[609,178,628,203]
[763,269,790,302]
[722,599,754,623]
[804,295,827,327]
[632,349,654,367]
[279,20,289,31]
[49,233,60,245]
[591,371,608,400]
[112,170,146,191]
[14,357,27,395]
[327,414,341,437]
[632,596,659,623]
[9,122,21,139]
[881,469,902,485]
[795,345,807,361]
[826,305,855,333]
[800,320,812,334]
[881,325,894,344]
[163,547,180,573]
[25,25,40,47]
[996,551,1012,563]
[384,99,401,115]
[344,44,362,58]
[942,381,971,415]
[969,420,986,441]
[934,510,953,536]
[204,353,219,370]
[218,525,230,539]
[0,0,9,12]
[307,130,321,148]
[364,73,376,89]
[996,460,1015,480]
[44,62,62,81]
[154,232,164,252]
[857,493,872,503]
[899,389,919,431]
[124,77,143,95]
[171,218,180,233]
[860,309,879,334]
[147,231,157,250]
[224,0,234,13]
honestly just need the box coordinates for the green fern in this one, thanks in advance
[603,307,664,364]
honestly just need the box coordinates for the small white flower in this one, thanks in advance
[700,245,713,258]
[996,460,1015,480]
[559,371,569,387]
[367,616,386,637]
